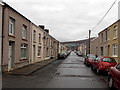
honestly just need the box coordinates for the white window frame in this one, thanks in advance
[39,34,41,43]
[112,44,118,57]
[104,46,107,56]
[46,48,49,57]
[22,25,27,39]
[113,25,117,39]
[9,17,15,35]
[105,31,107,42]
[38,46,41,56]
[100,33,103,43]
[21,44,27,59]
[33,30,36,42]
[107,29,110,40]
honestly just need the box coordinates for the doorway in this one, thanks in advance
[8,41,14,71]
[33,45,36,63]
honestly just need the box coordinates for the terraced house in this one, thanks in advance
[31,24,44,64]
[91,20,120,63]
[49,35,59,60]
[1,2,59,72]
[59,43,68,53]
[2,2,31,71]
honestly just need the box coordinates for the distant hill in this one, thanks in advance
[60,37,96,44]
[60,37,96,51]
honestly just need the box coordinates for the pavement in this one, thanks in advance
[7,59,56,76]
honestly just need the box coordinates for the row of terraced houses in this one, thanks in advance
[78,20,120,63]
[90,20,120,63]
[0,2,60,72]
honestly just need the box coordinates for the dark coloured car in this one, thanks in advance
[84,54,96,66]
[76,51,83,57]
[58,52,67,59]
[66,51,71,56]
[91,56,117,75]
[108,63,120,89]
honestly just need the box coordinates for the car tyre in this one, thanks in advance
[96,68,100,75]
[108,76,114,89]
[91,66,94,70]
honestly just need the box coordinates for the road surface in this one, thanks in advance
[3,52,109,89]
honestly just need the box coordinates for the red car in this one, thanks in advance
[91,56,117,75]
[84,54,96,66]
[108,63,120,89]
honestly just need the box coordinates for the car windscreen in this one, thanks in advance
[89,55,96,59]
[102,58,116,63]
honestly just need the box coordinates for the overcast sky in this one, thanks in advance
[3,0,119,42]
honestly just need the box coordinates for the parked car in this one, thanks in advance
[84,54,96,66]
[108,63,120,89]
[91,56,117,75]
[58,52,67,59]
[76,51,83,57]
[66,51,71,56]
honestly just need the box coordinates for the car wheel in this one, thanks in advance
[108,76,114,88]
[96,68,100,75]
[91,66,94,70]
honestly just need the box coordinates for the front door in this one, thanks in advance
[8,42,14,71]
[33,45,36,63]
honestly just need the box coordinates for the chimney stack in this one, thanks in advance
[38,25,45,30]
[44,29,49,33]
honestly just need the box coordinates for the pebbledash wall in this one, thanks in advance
[1,2,59,72]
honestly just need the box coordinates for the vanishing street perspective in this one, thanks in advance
[0,0,120,89]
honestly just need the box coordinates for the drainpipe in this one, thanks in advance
[0,2,4,90]
[0,2,4,72]
[0,3,2,72]
[29,22,31,65]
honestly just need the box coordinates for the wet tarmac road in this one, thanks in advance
[3,52,110,89]
[44,52,109,88]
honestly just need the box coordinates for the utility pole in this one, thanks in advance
[89,30,91,54]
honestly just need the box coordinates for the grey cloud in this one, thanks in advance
[4,0,118,42]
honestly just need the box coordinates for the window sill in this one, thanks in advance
[33,41,36,43]
[22,38,27,41]
[107,39,110,41]
[8,34,15,38]
[19,59,28,61]
[113,37,117,40]
[112,55,118,57]
[37,56,41,58]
